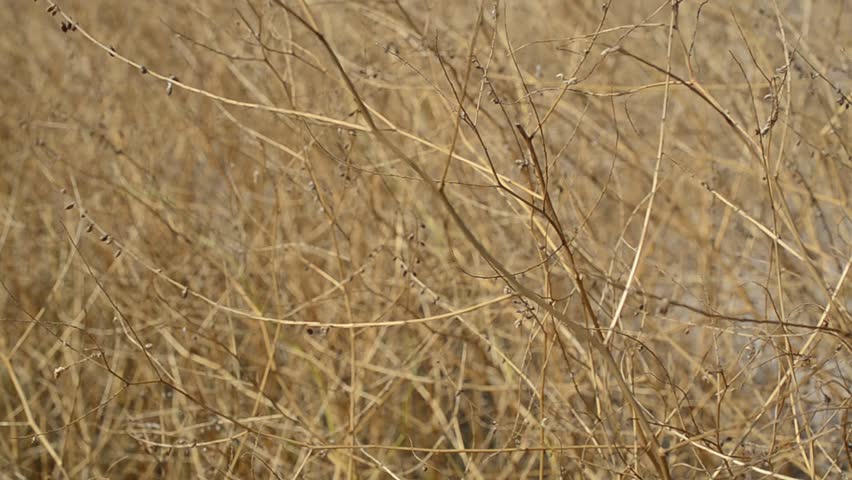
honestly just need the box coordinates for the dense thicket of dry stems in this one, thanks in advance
[1,0,850,478]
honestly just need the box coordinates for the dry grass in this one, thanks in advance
[1,0,850,478]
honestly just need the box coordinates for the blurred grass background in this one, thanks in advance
[1,0,850,478]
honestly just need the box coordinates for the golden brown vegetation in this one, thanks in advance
[2,0,851,478]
